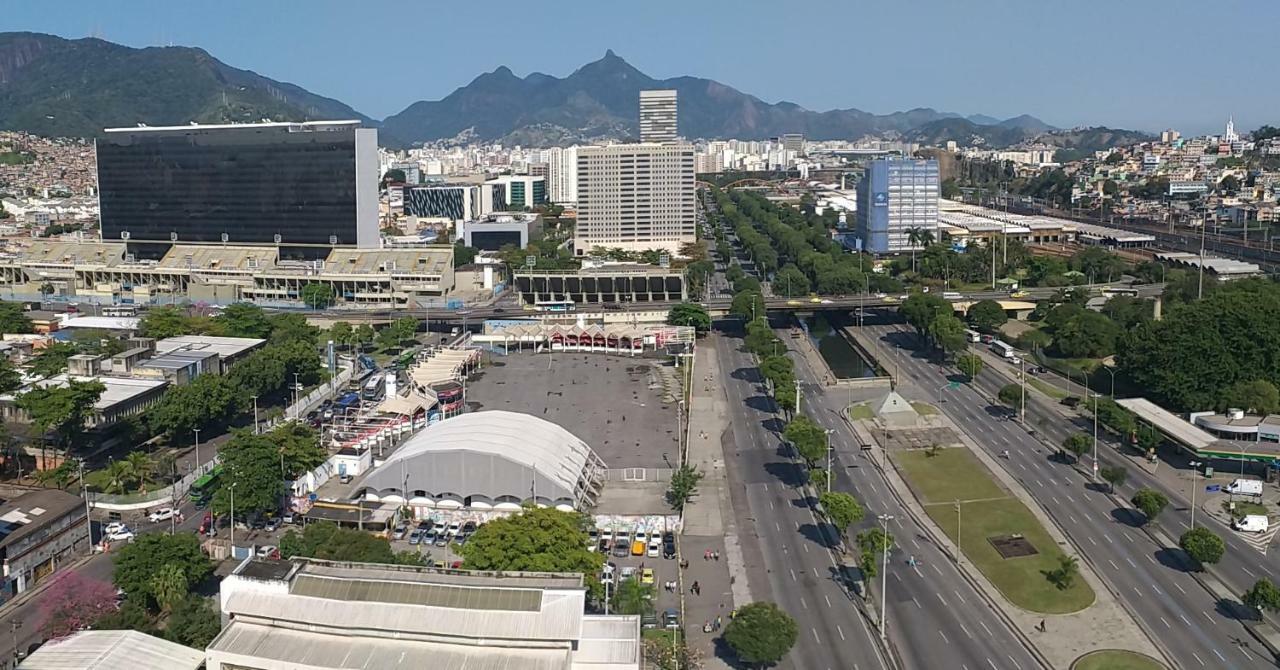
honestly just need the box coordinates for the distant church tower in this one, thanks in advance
[1225,115,1238,142]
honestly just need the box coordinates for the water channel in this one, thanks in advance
[803,312,880,379]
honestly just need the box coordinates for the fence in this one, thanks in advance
[286,366,355,420]
[603,468,673,482]
[87,458,220,511]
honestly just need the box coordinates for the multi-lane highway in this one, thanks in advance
[714,324,1045,670]
[858,315,1274,668]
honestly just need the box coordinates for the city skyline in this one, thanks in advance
[3,0,1275,135]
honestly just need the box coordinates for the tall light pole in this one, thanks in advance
[1019,357,1027,425]
[1103,366,1116,397]
[1091,391,1099,481]
[229,482,237,548]
[825,429,835,494]
[954,500,962,565]
[1188,461,1201,530]
[193,428,201,471]
[879,514,894,641]
[794,379,801,415]
[251,395,259,434]
[78,460,93,554]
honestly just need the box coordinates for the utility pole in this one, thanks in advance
[1019,357,1026,425]
[252,395,259,434]
[78,461,93,554]
[825,429,835,494]
[1198,211,1207,300]
[193,428,201,472]
[1189,461,1202,530]
[954,500,961,565]
[879,514,894,641]
[794,379,801,415]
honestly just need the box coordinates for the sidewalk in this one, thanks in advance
[682,338,747,667]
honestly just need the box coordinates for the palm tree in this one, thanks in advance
[150,563,187,613]
[103,460,134,495]
[612,576,656,616]
[124,452,154,492]
[905,227,935,273]
[153,451,178,485]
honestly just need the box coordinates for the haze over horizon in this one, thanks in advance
[4,0,1276,136]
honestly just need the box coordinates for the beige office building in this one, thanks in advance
[574,143,696,257]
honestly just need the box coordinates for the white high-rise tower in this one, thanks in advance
[639,90,678,143]
[1225,115,1238,142]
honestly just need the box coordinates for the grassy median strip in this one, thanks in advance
[896,448,1095,614]
[1072,649,1166,670]
[1027,376,1069,400]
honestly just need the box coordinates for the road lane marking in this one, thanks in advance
[1212,649,1225,662]
[1088,537,1098,546]
[769,499,774,509]
[1240,646,1253,661]
[986,657,998,670]
[775,522,781,532]
[811,628,821,644]
[1146,554,1156,565]
[1241,565,1257,578]
[1103,532,1112,543]
[959,623,973,639]
[1009,655,1023,670]
[1107,559,1118,570]
[953,589,966,604]
[1201,610,1216,625]
[1051,496,1061,505]
[931,563,943,577]
[1159,616,1171,629]
[912,596,922,609]
[800,597,808,610]
[790,569,797,582]
[936,592,948,607]
[892,571,902,583]
[1191,652,1205,666]
[978,620,993,636]
[1179,614,1191,627]
[825,595,832,608]
[1069,514,1079,524]
[813,567,821,578]
[836,625,846,641]
[1174,582,1186,594]
[1064,494,1075,503]
[1132,586,1142,597]
[803,543,809,553]
[938,630,949,644]
[1018,462,1027,471]
[1125,557,1137,568]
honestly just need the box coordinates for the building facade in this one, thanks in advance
[855,158,940,254]
[486,175,546,209]
[639,90,678,143]
[457,213,544,251]
[544,146,580,204]
[0,490,90,604]
[97,121,379,249]
[405,184,478,221]
[574,144,696,257]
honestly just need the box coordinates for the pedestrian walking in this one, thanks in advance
[715,615,722,630]
[714,551,720,561]
[704,549,711,560]
[1038,620,1046,632]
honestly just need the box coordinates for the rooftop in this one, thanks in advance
[0,489,84,551]
[155,335,266,360]
[17,630,204,670]
[103,119,362,134]
[325,247,452,276]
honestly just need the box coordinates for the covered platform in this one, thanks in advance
[1116,397,1280,463]
[474,323,694,355]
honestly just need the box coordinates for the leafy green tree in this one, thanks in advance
[856,527,893,578]
[300,283,335,309]
[268,312,320,345]
[211,431,288,518]
[149,374,242,437]
[818,491,864,539]
[279,521,422,565]
[997,383,1023,412]
[744,318,781,358]
[900,293,950,338]
[164,595,222,649]
[392,316,420,342]
[94,600,156,636]
[667,303,711,333]
[456,507,604,600]
[1100,296,1153,330]
[723,602,798,667]
[1045,554,1080,590]
[329,321,353,347]
[967,299,1007,333]
[355,324,375,350]
[139,305,196,339]
[215,303,274,339]
[16,379,105,452]
[1179,527,1226,570]
[1062,433,1090,463]
[1223,379,1280,415]
[1099,465,1127,493]
[956,353,984,380]
[666,464,704,511]
[928,313,968,357]
[113,534,212,611]
[102,460,134,494]
[0,356,22,393]
[1130,488,1168,524]
[784,415,827,465]
[453,241,479,267]
[268,422,326,478]
[773,265,810,297]
[228,346,288,398]
[1054,311,1120,358]
[1243,578,1280,616]
[612,576,656,616]
[0,302,34,334]
[730,290,764,320]
[30,341,77,377]
[381,168,406,184]
[150,562,188,613]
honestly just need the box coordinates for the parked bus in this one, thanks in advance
[534,300,576,313]
[990,340,1016,359]
[102,305,137,317]
[963,328,981,343]
[361,376,385,401]
[190,465,223,508]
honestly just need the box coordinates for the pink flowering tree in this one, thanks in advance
[38,571,118,640]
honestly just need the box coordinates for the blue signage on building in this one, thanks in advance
[873,192,889,207]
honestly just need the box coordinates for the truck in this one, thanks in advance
[1235,514,1269,533]
[1226,478,1264,497]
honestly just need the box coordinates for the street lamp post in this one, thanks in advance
[954,499,962,565]
[251,395,259,435]
[879,514,894,641]
[1019,357,1027,425]
[794,379,801,415]
[193,428,201,472]
[825,429,835,494]
[229,482,237,548]
[1189,461,1202,530]
[1091,391,1099,481]
[1103,366,1117,397]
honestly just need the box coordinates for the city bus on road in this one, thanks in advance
[533,300,576,313]
[1101,287,1139,298]
[963,328,981,343]
[190,465,223,508]
[990,340,1017,359]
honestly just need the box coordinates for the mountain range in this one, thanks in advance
[0,32,1148,152]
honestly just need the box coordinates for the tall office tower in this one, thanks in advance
[855,158,940,255]
[404,184,478,221]
[639,90,678,143]
[782,133,805,157]
[545,146,580,204]
[97,120,379,249]
[575,143,695,257]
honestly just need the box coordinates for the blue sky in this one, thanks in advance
[6,0,1276,134]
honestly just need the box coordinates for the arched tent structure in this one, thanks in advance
[358,410,607,512]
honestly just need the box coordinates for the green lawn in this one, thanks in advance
[897,448,1096,614]
[1028,376,1069,400]
[848,403,874,420]
[910,401,938,416]
[1072,649,1166,670]
[1222,500,1268,519]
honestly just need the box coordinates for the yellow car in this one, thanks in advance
[522,304,536,311]
[786,300,801,306]
[1010,290,1029,298]
[640,568,655,585]
[809,296,822,304]
[881,295,899,303]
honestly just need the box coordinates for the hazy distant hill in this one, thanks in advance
[0,32,372,139]
[382,50,1057,146]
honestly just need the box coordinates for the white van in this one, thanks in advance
[1226,479,1264,497]
[1235,514,1269,533]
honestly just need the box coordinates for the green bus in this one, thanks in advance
[190,465,223,508]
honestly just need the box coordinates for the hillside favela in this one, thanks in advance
[1,3,1280,669]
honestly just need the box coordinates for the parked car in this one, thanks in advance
[598,539,611,554]
[434,531,450,547]
[663,609,680,629]
[107,529,135,543]
[264,518,279,533]
[641,612,659,629]
[338,473,353,484]
[647,538,661,558]
[446,521,461,537]
[613,534,632,558]
[147,507,176,523]
[408,530,422,545]
[392,524,408,540]
[460,521,477,535]
[256,545,279,559]
[662,532,676,559]
[103,521,128,537]
[640,568,655,585]
[631,539,646,556]
[422,528,438,544]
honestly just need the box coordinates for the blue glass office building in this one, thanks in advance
[855,159,939,254]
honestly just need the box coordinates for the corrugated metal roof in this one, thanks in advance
[208,621,571,670]
[18,630,204,670]
[291,573,542,611]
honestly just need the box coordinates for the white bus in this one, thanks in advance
[1100,287,1139,298]
[963,328,981,343]
[990,340,1016,359]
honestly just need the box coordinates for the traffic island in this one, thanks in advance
[1071,649,1167,670]
[895,446,1096,614]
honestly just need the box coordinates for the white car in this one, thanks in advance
[103,521,128,536]
[647,538,661,558]
[147,507,176,523]
[633,530,649,545]
[446,521,462,537]
[107,529,135,542]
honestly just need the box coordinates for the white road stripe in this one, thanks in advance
[1009,655,1023,670]
[912,596,922,609]
[939,630,950,644]
[1201,610,1216,625]
[801,597,808,610]
[1191,652,1205,666]
[1212,649,1226,662]
[812,628,822,644]
[959,623,973,639]
[825,595,832,608]
[1159,616,1171,629]
[1179,614,1191,626]
[954,589,966,604]
[936,592,948,606]
[979,620,993,636]
[837,625,846,641]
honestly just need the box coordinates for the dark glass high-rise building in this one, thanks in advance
[97,121,379,248]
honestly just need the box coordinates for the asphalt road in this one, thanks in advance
[715,324,1045,670]
[861,316,1275,668]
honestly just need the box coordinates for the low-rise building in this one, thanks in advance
[0,490,89,604]
[457,212,544,251]
[209,557,641,670]
[18,630,204,669]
